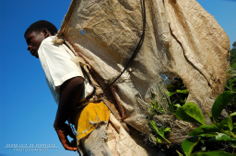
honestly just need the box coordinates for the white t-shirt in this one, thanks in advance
[38,36,94,104]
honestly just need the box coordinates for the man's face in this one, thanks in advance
[25,31,46,58]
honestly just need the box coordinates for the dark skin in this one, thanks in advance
[25,29,84,152]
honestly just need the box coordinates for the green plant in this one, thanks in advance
[148,93,171,144]
[147,78,188,145]
[175,91,236,156]
[149,93,165,116]
[149,120,171,144]
[165,78,189,114]
[225,74,236,93]
[147,74,235,155]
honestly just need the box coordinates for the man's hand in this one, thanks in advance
[55,123,77,151]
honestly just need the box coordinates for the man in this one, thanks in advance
[25,20,89,152]
[25,20,153,156]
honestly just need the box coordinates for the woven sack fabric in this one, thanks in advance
[58,0,230,143]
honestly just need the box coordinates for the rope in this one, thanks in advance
[105,0,146,90]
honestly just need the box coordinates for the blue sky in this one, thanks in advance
[0,0,235,156]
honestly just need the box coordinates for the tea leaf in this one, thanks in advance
[149,120,171,144]
[176,89,188,94]
[230,112,236,117]
[166,91,176,97]
[191,151,234,156]
[176,102,205,125]
[188,124,220,137]
[212,91,234,121]
[181,137,199,156]
[208,133,236,142]
[219,117,233,131]
[229,142,236,148]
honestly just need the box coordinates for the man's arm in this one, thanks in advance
[53,76,84,151]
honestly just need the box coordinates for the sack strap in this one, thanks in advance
[53,34,104,98]
[52,35,130,132]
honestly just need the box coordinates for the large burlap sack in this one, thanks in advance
[58,0,230,143]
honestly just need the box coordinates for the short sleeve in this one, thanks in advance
[38,38,84,93]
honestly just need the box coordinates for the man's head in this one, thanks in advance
[24,20,58,58]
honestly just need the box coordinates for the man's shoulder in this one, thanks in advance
[38,36,73,60]
[41,36,54,46]
[38,36,59,59]
[38,36,59,54]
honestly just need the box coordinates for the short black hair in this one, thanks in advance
[24,20,58,37]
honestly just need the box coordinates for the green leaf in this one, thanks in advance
[191,151,234,156]
[212,91,234,121]
[158,127,165,136]
[164,127,171,132]
[166,91,176,97]
[208,133,236,142]
[219,117,233,131]
[229,142,236,148]
[166,84,178,90]
[230,112,236,117]
[176,150,183,156]
[188,124,220,137]
[207,111,214,123]
[181,137,199,156]
[152,100,158,106]
[149,120,171,144]
[149,103,155,116]
[175,102,205,125]
[200,139,205,144]
[151,92,156,99]
[156,135,163,143]
[164,127,171,136]
[184,97,187,102]
[169,104,175,113]
[174,104,181,108]
[228,79,236,91]
[179,98,186,103]
[149,100,160,116]
[233,123,236,132]
[176,89,188,94]
[157,105,164,114]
